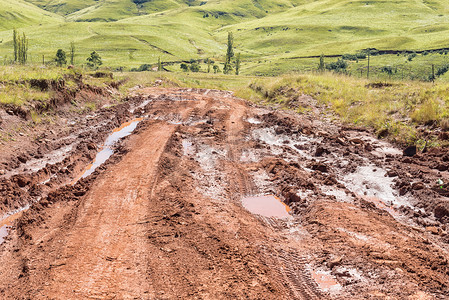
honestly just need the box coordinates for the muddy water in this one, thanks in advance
[74,118,143,181]
[343,166,409,216]
[242,195,292,219]
[0,225,9,244]
[0,206,28,245]
[311,270,341,292]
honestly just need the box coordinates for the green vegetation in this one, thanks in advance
[86,51,102,69]
[55,49,66,66]
[0,0,449,75]
[13,29,28,65]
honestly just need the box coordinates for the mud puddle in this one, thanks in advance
[0,206,28,245]
[342,165,409,216]
[242,195,292,219]
[310,270,341,293]
[74,118,143,181]
[0,226,9,245]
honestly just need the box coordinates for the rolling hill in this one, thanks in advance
[0,0,448,76]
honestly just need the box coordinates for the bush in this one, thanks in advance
[436,64,449,77]
[326,59,348,72]
[180,63,189,72]
[342,54,358,61]
[381,66,393,75]
[407,53,417,61]
[189,63,200,72]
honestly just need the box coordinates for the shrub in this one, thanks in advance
[436,64,449,77]
[326,59,348,72]
[189,63,200,72]
[180,63,189,72]
[407,53,417,61]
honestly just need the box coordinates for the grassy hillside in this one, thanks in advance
[0,0,61,30]
[0,0,448,77]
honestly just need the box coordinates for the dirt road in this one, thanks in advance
[0,88,448,299]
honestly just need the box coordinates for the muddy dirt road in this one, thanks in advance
[0,88,449,299]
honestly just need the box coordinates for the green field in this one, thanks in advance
[0,0,449,76]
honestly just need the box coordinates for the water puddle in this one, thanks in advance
[311,270,341,293]
[73,118,143,182]
[0,225,9,244]
[0,206,28,245]
[4,143,75,178]
[246,117,262,124]
[242,195,292,219]
[182,140,194,156]
[130,99,152,113]
[252,128,316,159]
[342,166,409,216]
[363,195,398,216]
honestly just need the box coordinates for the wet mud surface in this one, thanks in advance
[0,87,448,299]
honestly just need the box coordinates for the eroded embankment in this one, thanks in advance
[0,87,448,299]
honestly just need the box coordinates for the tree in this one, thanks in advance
[235,53,240,75]
[213,65,220,73]
[55,49,67,66]
[318,54,325,72]
[70,41,75,65]
[158,57,162,71]
[13,29,18,62]
[223,32,234,74]
[189,63,200,72]
[180,63,189,72]
[207,58,211,73]
[86,51,102,69]
[17,32,28,65]
[13,30,28,64]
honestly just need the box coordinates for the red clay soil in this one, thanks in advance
[0,87,448,299]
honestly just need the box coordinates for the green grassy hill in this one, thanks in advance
[0,0,448,77]
[0,0,61,30]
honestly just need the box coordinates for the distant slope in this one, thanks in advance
[0,0,61,30]
[1,0,449,76]
[24,0,98,16]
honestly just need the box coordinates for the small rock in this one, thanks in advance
[426,226,439,235]
[364,143,373,151]
[403,145,417,157]
[315,146,329,157]
[328,257,343,269]
[411,182,425,190]
[350,138,364,145]
[0,169,5,175]
[434,204,449,220]
[336,137,346,145]
[386,170,398,177]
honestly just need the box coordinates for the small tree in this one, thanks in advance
[180,63,189,72]
[18,33,28,65]
[55,49,67,66]
[318,54,325,72]
[235,53,240,75]
[223,32,234,74]
[13,30,28,65]
[158,57,162,71]
[86,51,102,69]
[70,41,75,65]
[190,63,200,72]
[13,29,18,62]
[213,65,220,73]
[207,58,211,73]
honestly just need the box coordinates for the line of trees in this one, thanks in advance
[13,29,28,65]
